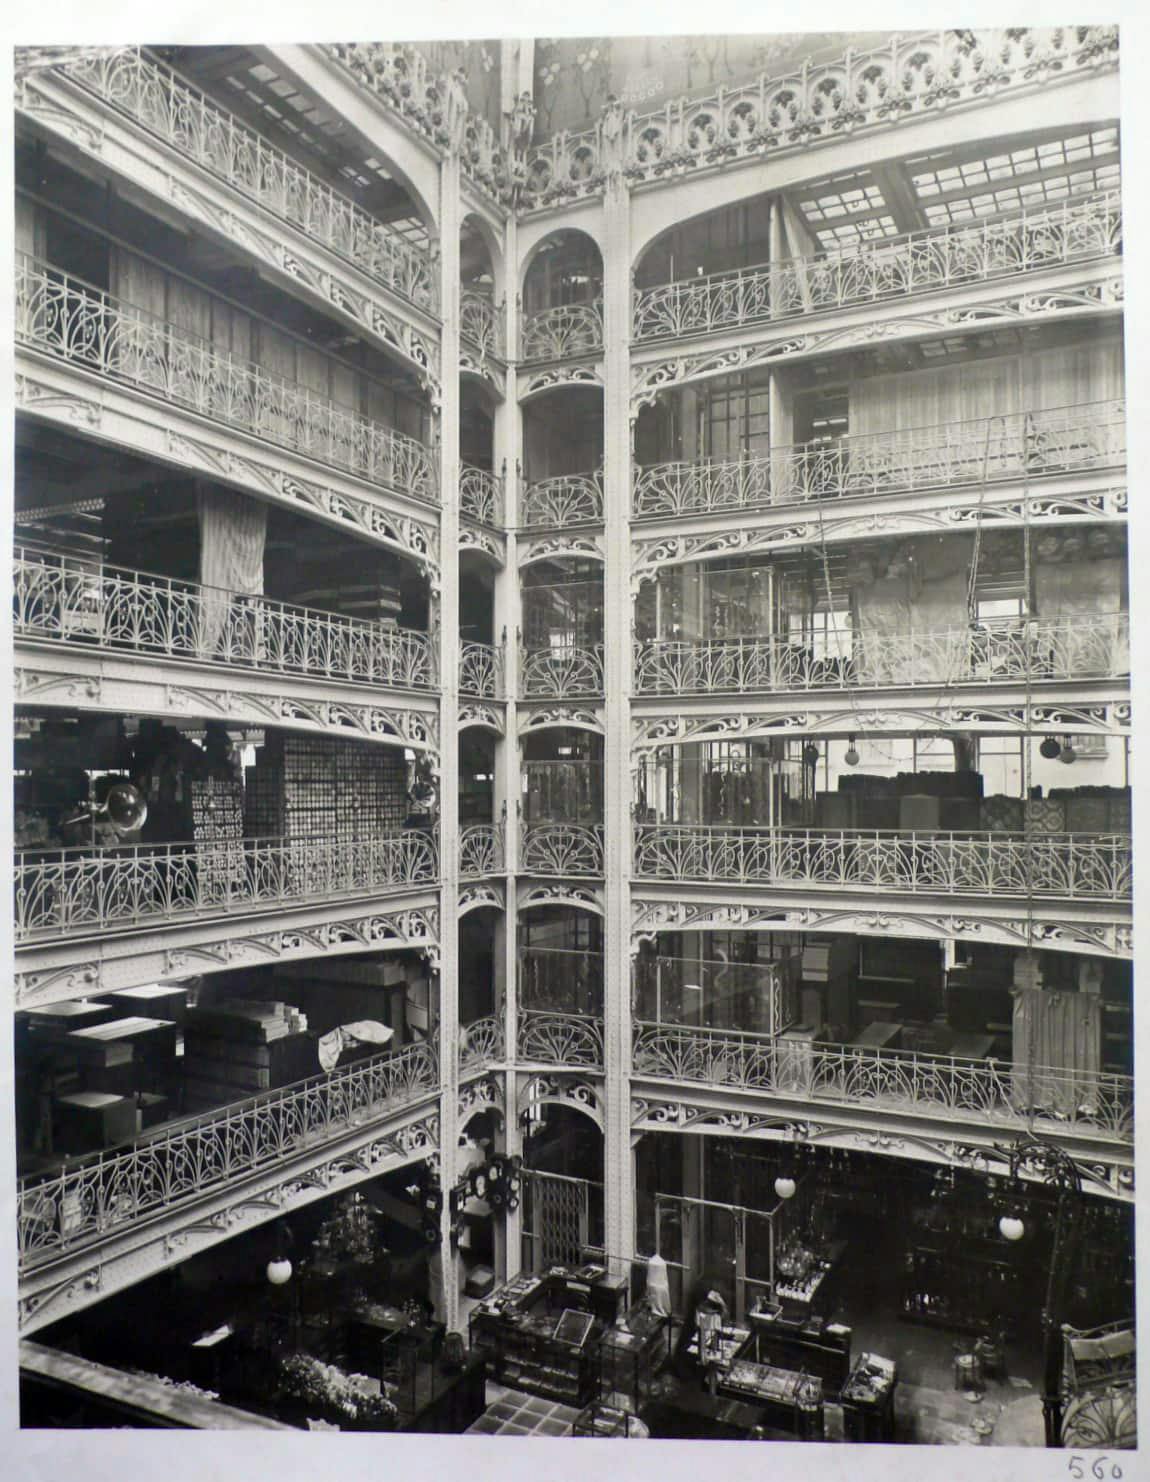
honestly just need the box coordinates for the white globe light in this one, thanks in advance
[774,1176,797,1201]
[998,1215,1025,1242]
[844,744,860,767]
[266,1256,293,1285]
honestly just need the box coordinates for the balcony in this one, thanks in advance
[633,400,1125,519]
[458,1014,506,1075]
[632,1021,1133,1145]
[520,301,604,364]
[458,823,505,879]
[517,1010,605,1069]
[15,548,437,690]
[16,829,439,942]
[520,644,605,701]
[632,823,1131,903]
[634,613,1130,697]
[520,823,605,878]
[460,290,505,360]
[517,944,604,1068]
[521,471,604,529]
[633,191,1121,345]
[48,47,437,312]
[16,257,438,505]
[17,1040,439,1273]
[460,464,504,527]
[458,640,505,700]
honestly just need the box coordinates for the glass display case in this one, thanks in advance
[595,1303,671,1413]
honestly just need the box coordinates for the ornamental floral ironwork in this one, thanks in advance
[633,613,1130,696]
[14,548,437,690]
[521,823,605,878]
[17,1040,440,1270]
[633,190,1121,343]
[459,823,505,879]
[16,257,439,504]
[55,47,437,311]
[521,301,604,363]
[517,1010,605,1069]
[519,28,1120,209]
[460,290,505,359]
[632,824,1131,902]
[459,464,504,527]
[521,644,605,700]
[16,830,439,941]
[458,640,505,699]
[633,400,1125,519]
[521,470,605,528]
[631,1022,1132,1144]
[458,1014,506,1074]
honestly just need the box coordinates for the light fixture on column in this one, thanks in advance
[844,738,860,768]
[1038,736,1061,760]
[998,1213,1026,1242]
[774,1174,797,1201]
[266,1220,294,1284]
[1059,738,1077,765]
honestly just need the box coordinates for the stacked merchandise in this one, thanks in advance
[181,999,314,1110]
[244,734,408,843]
[189,777,245,899]
[1048,785,1131,833]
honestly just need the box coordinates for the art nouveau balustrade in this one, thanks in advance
[521,471,605,529]
[460,290,505,360]
[458,1014,506,1075]
[633,190,1121,345]
[520,823,606,878]
[633,613,1130,698]
[15,257,438,505]
[458,823,505,879]
[516,1010,605,1070]
[520,644,605,701]
[631,1022,1133,1146]
[15,549,437,691]
[458,640,505,700]
[16,829,439,942]
[51,47,437,312]
[17,1040,440,1273]
[632,824,1131,903]
[460,464,504,528]
[632,400,1125,520]
[520,301,604,364]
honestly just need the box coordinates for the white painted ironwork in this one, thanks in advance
[521,470,605,528]
[55,47,437,310]
[633,613,1130,695]
[633,191,1122,342]
[14,548,436,689]
[459,823,505,879]
[460,290,505,359]
[459,1014,506,1073]
[521,823,606,878]
[17,830,439,940]
[17,1040,439,1271]
[520,644,605,699]
[520,301,604,362]
[632,824,1131,902]
[633,400,1125,518]
[459,464,503,527]
[520,28,1120,208]
[458,640,505,699]
[16,257,439,503]
[517,1010,605,1069]
[632,1021,1133,1143]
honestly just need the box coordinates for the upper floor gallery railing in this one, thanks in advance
[458,640,505,699]
[520,300,605,363]
[632,823,1131,902]
[458,1014,506,1075]
[517,1009,605,1069]
[51,47,438,311]
[520,823,606,878]
[17,1039,440,1271]
[16,829,439,941]
[633,190,1122,342]
[633,612,1130,696]
[458,823,505,879]
[459,464,504,527]
[633,400,1126,519]
[14,548,437,690]
[520,643,605,700]
[521,471,605,529]
[460,289,505,359]
[16,256,439,504]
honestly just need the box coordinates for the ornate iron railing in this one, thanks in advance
[53,47,437,311]
[459,823,505,879]
[517,1010,605,1069]
[459,464,504,527]
[633,613,1130,695]
[460,289,505,359]
[17,1040,440,1270]
[632,824,1131,902]
[14,548,437,689]
[16,829,439,941]
[633,190,1122,342]
[520,28,1120,208]
[521,471,605,528]
[633,399,1126,518]
[520,301,604,362]
[632,1021,1133,1143]
[458,1014,506,1074]
[520,644,605,700]
[16,256,439,503]
[521,823,606,878]
[458,640,505,699]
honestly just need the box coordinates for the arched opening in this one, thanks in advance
[521,230,604,362]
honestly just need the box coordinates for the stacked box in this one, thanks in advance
[190,777,246,895]
[182,999,313,1110]
[243,734,409,844]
